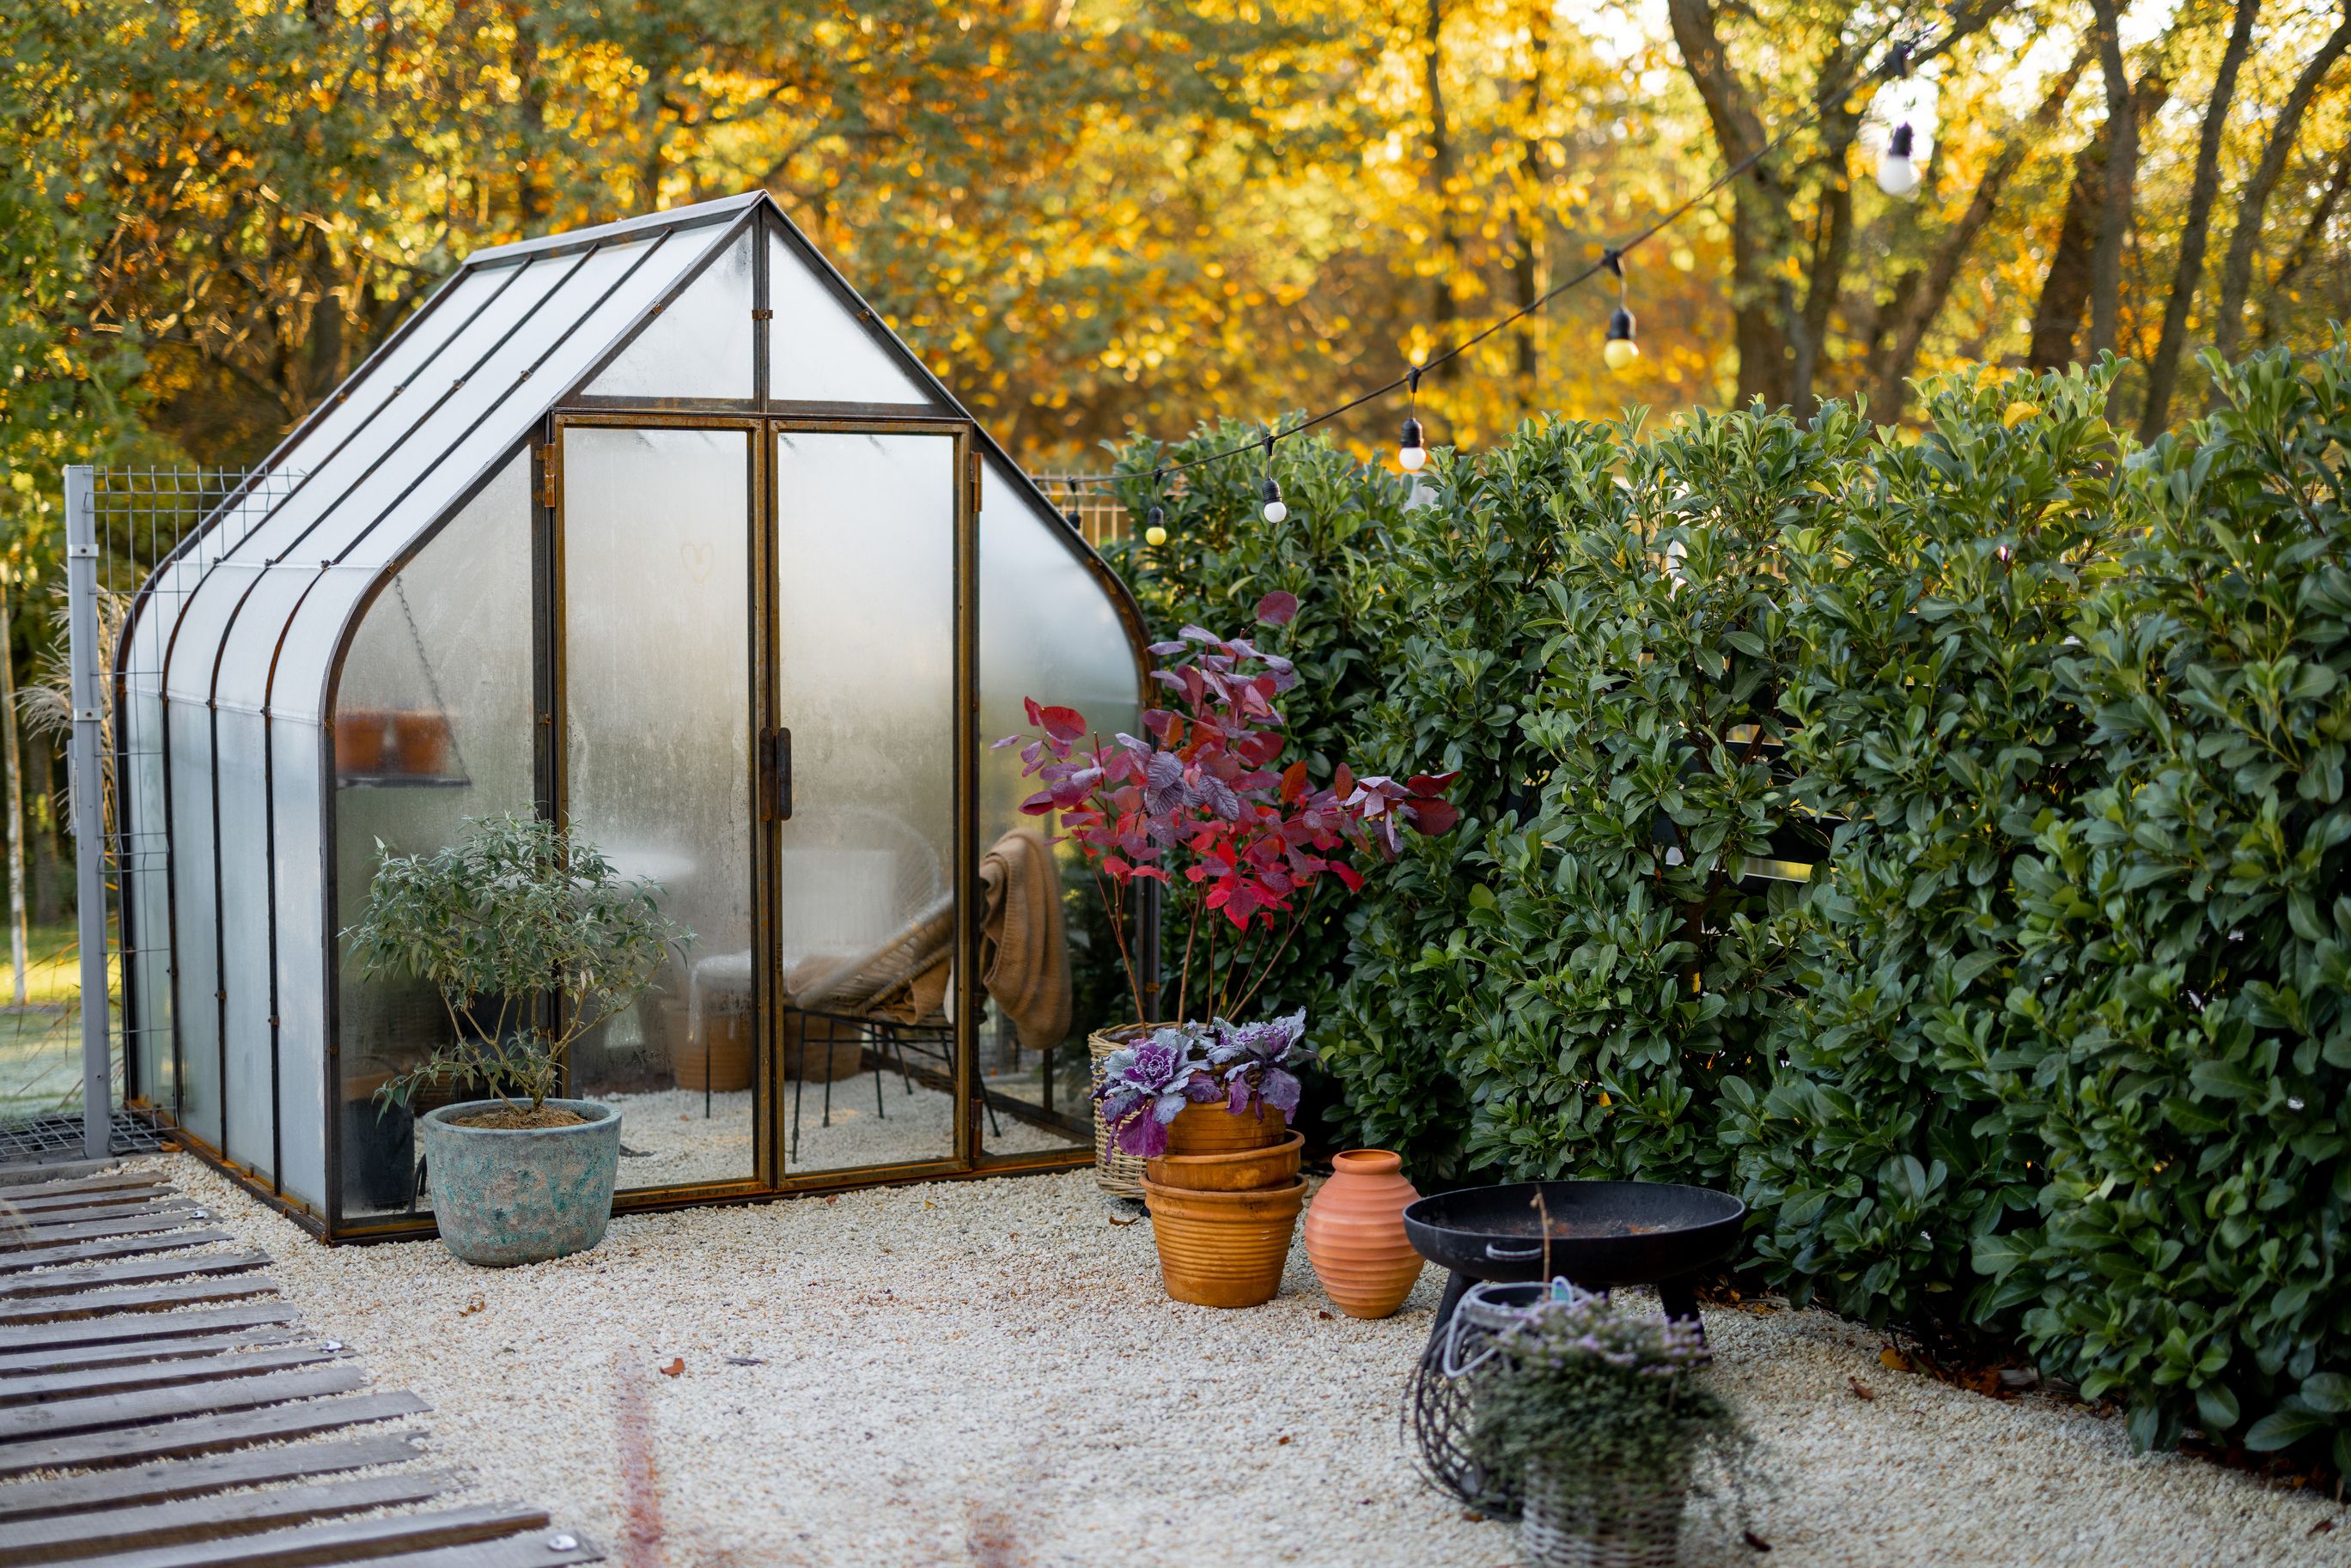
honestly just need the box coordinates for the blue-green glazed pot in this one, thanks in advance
[419,1098,621,1267]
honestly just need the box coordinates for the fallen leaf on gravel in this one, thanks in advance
[1879,1346,1913,1373]
[1459,1510,1484,1523]
[1107,1213,1141,1227]
[1318,1310,1334,1320]
[824,1194,838,1205]
[1849,1377,1875,1401]
[1743,1528,1773,1552]
[659,1358,685,1377]
[725,1356,766,1367]
[459,1295,485,1317]
[1276,1435,1291,1445]
[2311,1519,2337,1536]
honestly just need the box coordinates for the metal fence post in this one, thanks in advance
[66,465,112,1161]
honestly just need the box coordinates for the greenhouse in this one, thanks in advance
[113,191,1149,1242]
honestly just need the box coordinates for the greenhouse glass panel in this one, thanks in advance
[976,459,1142,1156]
[767,231,935,406]
[585,228,755,400]
[771,429,959,1174]
[562,425,756,1191]
[270,720,328,1212]
[165,698,222,1149]
[215,705,275,1180]
[331,451,534,1218]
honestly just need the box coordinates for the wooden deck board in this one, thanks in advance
[0,1329,302,1378]
[0,1365,369,1443]
[0,1232,236,1277]
[60,1503,550,1568]
[0,1435,427,1522]
[0,1391,430,1477]
[0,1304,301,1357]
[0,1343,344,1407]
[1,1252,271,1301]
[0,1214,216,1253]
[0,1469,452,1562]
[0,1187,175,1218]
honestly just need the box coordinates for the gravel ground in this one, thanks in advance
[142,1155,2350,1568]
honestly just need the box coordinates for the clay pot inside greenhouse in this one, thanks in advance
[1142,1173,1307,1309]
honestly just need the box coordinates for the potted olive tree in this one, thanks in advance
[345,811,688,1266]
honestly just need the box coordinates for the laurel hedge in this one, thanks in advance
[1097,343,2350,1470]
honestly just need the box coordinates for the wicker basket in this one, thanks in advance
[1519,1457,1689,1568]
[1088,1023,1169,1198]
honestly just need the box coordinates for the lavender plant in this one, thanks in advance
[1468,1290,1750,1492]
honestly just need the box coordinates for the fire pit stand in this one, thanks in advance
[1398,1179,1745,1515]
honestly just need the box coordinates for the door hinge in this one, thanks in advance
[967,449,982,516]
[760,726,794,822]
[539,447,559,508]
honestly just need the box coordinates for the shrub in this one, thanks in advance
[1974,345,2351,1462]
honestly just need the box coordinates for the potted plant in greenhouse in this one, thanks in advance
[1002,591,1456,1304]
[1467,1288,1756,1568]
[344,811,690,1267]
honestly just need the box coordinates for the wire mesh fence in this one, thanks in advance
[0,465,285,1155]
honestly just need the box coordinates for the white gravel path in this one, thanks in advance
[138,1155,2350,1568]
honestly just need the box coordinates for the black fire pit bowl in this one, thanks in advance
[1404,1179,1745,1342]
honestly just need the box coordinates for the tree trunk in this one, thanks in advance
[513,3,551,226]
[2084,0,2137,359]
[2028,31,2177,369]
[1422,0,1460,378]
[1666,0,1788,406]
[2211,0,2351,362]
[1512,0,1548,389]
[2257,141,2351,344]
[1877,46,2091,416]
[27,735,60,928]
[2139,0,2261,436]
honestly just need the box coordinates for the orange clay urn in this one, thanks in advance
[1302,1148,1426,1319]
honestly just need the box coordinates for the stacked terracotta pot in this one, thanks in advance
[1142,1104,1306,1309]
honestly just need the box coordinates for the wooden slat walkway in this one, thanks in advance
[0,1172,603,1566]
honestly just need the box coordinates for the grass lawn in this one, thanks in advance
[0,916,116,1120]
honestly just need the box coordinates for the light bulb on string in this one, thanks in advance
[1258,430,1288,524]
[1144,468,1168,546]
[1601,250,1639,374]
[1398,367,1428,471]
[1876,122,1921,198]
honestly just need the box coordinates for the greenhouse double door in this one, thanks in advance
[553,416,977,1198]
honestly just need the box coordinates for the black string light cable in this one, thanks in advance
[1063,15,1936,495]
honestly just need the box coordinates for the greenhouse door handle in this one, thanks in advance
[762,727,793,822]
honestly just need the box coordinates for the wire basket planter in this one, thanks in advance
[1520,1457,1690,1568]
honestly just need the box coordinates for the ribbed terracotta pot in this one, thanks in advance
[1164,1101,1288,1157]
[1148,1129,1304,1192]
[1302,1148,1426,1319]
[1142,1173,1307,1308]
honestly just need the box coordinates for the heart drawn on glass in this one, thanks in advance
[679,539,716,584]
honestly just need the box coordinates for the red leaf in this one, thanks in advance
[1332,863,1364,892]
[1018,790,1057,815]
[1333,763,1355,799]
[1407,771,1461,797]
[1410,799,1461,835]
[1255,589,1299,625]
[1038,704,1087,742]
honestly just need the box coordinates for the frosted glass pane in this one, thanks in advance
[121,674,175,1114]
[166,700,222,1150]
[587,230,754,399]
[768,231,935,405]
[563,427,754,1192]
[977,463,1142,1154]
[216,707,274,1179]
[271,722,327,1212]
[332,451,534,1217]
[774,430,958,1172]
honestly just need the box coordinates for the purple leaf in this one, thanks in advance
[1255,590,1299,626]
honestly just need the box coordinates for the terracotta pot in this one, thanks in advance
[390,710,453,776]
[1142,1173,1307,1309]
[1148,1129,1303,1193]
[333,708,391,775]
[1302,1148,1426,1319]
[1164,1100,1288,1157]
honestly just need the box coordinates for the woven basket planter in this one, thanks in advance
[1088,1024,1160,1198]
[1520,1457,1689,1568]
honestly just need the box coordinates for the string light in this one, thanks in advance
[1259,431,1288,523]
[1601,250,1638,374]
[1145,468,1168,546]
[1398,367,1428,471]
[1046,25,1935,502]
[1876,122,1922,198]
